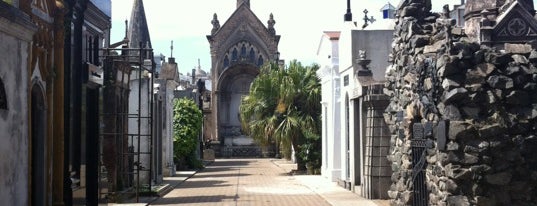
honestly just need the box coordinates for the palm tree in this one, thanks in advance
[240,60,321,171]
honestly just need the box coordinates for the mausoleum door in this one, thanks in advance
[31,84,46,206]
[217,64,258,139]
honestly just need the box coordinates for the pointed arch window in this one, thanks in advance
[249,48,255,63]
[232,48,238,62]
[224,55,230,68]
[0,77,7,110]
[240,44,247,58]
[257,55,264,67]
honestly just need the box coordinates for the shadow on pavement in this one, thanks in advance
[193,173,252,179]
[175,180,231,189]
[156,195,238,204]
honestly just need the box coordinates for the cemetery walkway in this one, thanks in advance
[148,158,388,206]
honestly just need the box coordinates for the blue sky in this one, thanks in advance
[110,0,536,74]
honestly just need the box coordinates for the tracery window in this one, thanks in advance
[249,48,255,63]
[224,55,230,68]
[0,77,7,110]
[222,40,265,68]
[240,44,247,57]
[232,48,238,62]
[257,55,264,67]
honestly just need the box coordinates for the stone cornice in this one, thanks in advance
[85,2,111,32]
[0,2,37,41]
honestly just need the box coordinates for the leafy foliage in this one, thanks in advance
[173,98,203,169]
[240,60,322,171]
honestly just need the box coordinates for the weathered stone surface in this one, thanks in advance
[513,73,531,88]
[400,5,419,17]
[385,2,537,205]
[452,168,472,180]
[466,63,495,84]
[443,88,468,103]
[487,75,514,89]
[424,40,445,54]
[462,153,479,165]
[485,172,512,185]
[475,196,496,206]
[442,78,460,90]
[489,53,514,65]
[505,90,529,105]
[411,35,430,48]
[529,50,537,62]
[448,121,476,140]
[505,43,533,54]
[447,195,470,206]
[511,54,529,64]
[504,65,521,75]
[437,55,460,77]
[470,164,492,174]
[478,124,505,138]
[461,107,480,119]
[523,82,537,90]
[447,141,459,151]
[442,104,462,120]
[465,84,483,93]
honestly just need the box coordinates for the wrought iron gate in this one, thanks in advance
[412,123,429,206]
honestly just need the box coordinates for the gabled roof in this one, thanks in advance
[207,3,280,59]
[494,1,537,38]
[211,3,270,37]
[380,3,396,11]
[128,0,152,48]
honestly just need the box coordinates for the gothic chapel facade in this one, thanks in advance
[206,0,280,156]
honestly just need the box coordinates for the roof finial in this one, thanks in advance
[198,58,201,68]
[124,19,128,38]
[170,40,174,58]
[211,13,220,35]
[344,0,352,21]
[237,0,250,8]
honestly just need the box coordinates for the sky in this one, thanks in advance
[109,0,535,74]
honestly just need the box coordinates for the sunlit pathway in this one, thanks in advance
[150,159,331,206]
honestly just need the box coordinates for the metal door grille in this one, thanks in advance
[412,123,428,206]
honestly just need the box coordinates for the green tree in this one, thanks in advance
[173,98,203,169]
[240,60,321,171]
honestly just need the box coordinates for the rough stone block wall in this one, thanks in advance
[384,2,537,206]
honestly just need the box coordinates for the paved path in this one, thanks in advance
[150,159,388,206]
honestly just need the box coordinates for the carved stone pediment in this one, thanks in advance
[491,1,537,43]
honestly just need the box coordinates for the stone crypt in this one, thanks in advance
[205,0,280,157]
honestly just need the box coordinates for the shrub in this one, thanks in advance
[173,98,203,169]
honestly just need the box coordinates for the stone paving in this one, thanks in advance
[149,158,388,206]
[150,159,329,206]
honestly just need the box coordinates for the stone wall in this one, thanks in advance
[384,1,537,205]
[0,28,31,206]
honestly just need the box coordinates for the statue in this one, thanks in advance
[211,13,220,35]
[268,13,276,35]
[359,50,367,60]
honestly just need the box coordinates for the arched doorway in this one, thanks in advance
[217,64,258,151]
[31,83,46,206]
